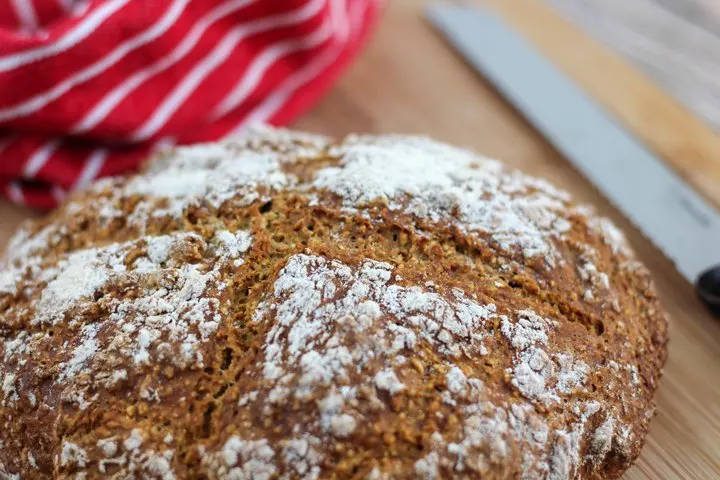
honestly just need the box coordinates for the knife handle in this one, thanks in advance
[696,266,720,318]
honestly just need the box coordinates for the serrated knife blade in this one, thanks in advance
[427,3,720,292]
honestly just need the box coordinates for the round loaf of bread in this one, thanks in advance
[0,126,668,479]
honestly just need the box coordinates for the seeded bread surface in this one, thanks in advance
[0,126,668,479]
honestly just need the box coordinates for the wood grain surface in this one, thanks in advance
[487,0,720,212]
[547,0,720,133]
[2,1,720,478]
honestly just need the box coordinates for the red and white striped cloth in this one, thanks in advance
[0,0,381,209]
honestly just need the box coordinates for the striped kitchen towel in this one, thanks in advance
[0,0,381,209]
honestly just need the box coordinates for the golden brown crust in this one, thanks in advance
[0,126,667,479]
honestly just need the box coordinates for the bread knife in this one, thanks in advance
[426,3,720,317]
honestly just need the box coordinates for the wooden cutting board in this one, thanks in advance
[2,0,720,478]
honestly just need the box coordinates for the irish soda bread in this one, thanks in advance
[0,126,668,479]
